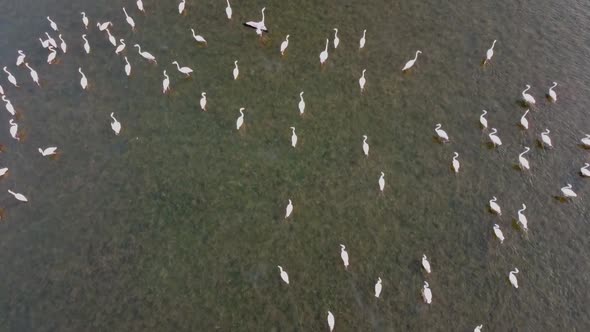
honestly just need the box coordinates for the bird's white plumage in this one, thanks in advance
[435,123,449,142]
[327,311,335,332]
[422,281,432,304]
[136,0,144,13]
[362,135,369,157]
[105,28,117,47]
[319,39,329,65]
[298,92,305,115]
[480,110,487,129]
[402,50,422,71]
[236,108,245,130]
[81,12,89,29]
[581,134,590,148]
[79,67,88,90]
[489,128,502,147]
[541,129,552,148]
[162,70,170,94]
[422,255,431,274]
[59,34,67,53]
[333,28,339,49]
[124,57,131,76]
[3,96,15,115]
[474,324,483,332]
[200,92,207,111]
[25,63,39,86]
[16,50,26,67]
[522,85,536,105]
[172,61,193,77]
[359,29,366,49]
[123,7,135,31]
[9,119,19,140]
[47,16,58,31]
[359,69,366,92]
[39,147,58,156]
[340,244,349,269]
[110,112,121,135]
[520,110,529,130]
[285,199,293,218]
[489,196,501,215]
[561,184,577,198]
[233,61,239,80]
[290,127,297,148]
[374,277,382,298]
[519,147,530,170]
[0,168,7,176]
[134,44,156,63]
[517,204,528,230]
[191,29,207,44]
[277,266,289,284]
[82,34,90,54]
[493,224,504,244]
[4,67,18,87]
[225,0,232,19]
[509,268,519,289]
[548,82,557,102]
[484,40,496,63]
[8,189,27,202]
[452,152,460,173]
[115,39,126,54]
[581,163,590,177]
[47,46,57,64]
[280,35,289,55]
[178,0,186,15]
[378,172,385,192]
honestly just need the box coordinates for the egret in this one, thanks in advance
[178,0,186,15]
[362,135,369,157]
[134,44,157,63]
[39,38,50,49]
[0,84,3,95]
[45,32,57,48]
[162,70,170,94]
[452,152,460,173]
[277,266,289,284]
[374,277,382,298]
[190,28,207,45]
[422,254,431,274]
[47,16,58,31]
[136,0,144,13]
[3,67,18,87]
[16,50,26,66]
[115,39,126,54]
[82,34,90,54]
[520,110,529,130]
[285,199,293,218]
[200,92,207,111]
[105,28,117,46]
[233,60,239,80]
[9,119,19,140]
[561,184,577,198]
[79,67,88,90]
[110,113,121,135]
[280,35,289,55]
[298,92,305,115]
[434,123,449,142]
[333,28,339,49]
[548,82,557,102]
[540,129,552,148]
[489,196,501,215]
[290,127,297,148]
[2,96,15,115]
[402,50,422,71]
[24,63,40,86]
[225,0,232,19]
[522,85,535,105]
[359,29,366,49]
[581,134,590,148]
[319,39,329,65]
[480,110,488,129]
[58,34,67,53]
[340,244,349,269]
[509,268,519,289]
[422,281,432,304]
[378,172,385,192]
[124,56,131,76]
[518,147,530,170]
[484,39,496,64]
[81,12,89,29]
[244,7,267,32]
[359,69,366,93]
[97,21,112,31]
[489,128,502,147]
[517,204,528,230]
[581,163,590,177]
[172,61,193,77]
[236,108,245,130]
[122,7,135,31]
[38,147,57,156]
[474,325,483,332]
[7,190,27,202]
[327,311,335,332]
[47,46,57,64]
[493,224,504,244]
[0,168,7,176]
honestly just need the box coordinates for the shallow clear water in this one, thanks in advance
[0,0,589,330]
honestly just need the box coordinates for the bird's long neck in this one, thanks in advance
[136,45,141,52]
[261,9,265,23]
[325,39,329,51]
[551,82,557,88]
[491,40,496,49]
[174,62,180,70]
[523,86,530,93]
[414,51,419,60]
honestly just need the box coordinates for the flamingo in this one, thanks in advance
[340,244,349,269]
[319,39,329,65]
[3,67,18,87]
[115,39,126,54]
[489,196,501,215]
[134,44,157,63]
[225,0,232,19]
[190,28,207,45]
[200,92,207,111]
[480,110,488,129]
[434,123,449,142]
[378,172,385,192]
[280,35,289,55]
[162,70,170,94]
[522,85,536,105]
[285,199,293,218]
[452,152,460,173]
[540,129,552,148]
[81,12,89,29]
[422,254,431,274]
[580,163,590,177]
[122,7,135,31]
[124,56,131,76]
[402,50,422,71]
[16,50,26,66]
[359,29,366,49]
[517,204,528,230]
[38,147,58,156]
[548,82,557,102]
[233,61,239,80]
[518,147,530,170]
[509,268,519,289]
[561,184,577,198]
[422,281,432,304]
[362,135,369,157]
[236,108,245,130]
[374,277,382,298]
[82,34,90,54]
[493,224,504,244]
[359,69,366,93]
[290,127,297,148]
[7,190,27,202]
[277,266,289,284]
[172,61,194,77]
[24,63,40,86]
[489,128,502,147]
[333,28,340,49]
[484,39,496,64]
[298,92,305,115]
[520,110,529,130]
[110,113,121,135]
[79,67,88,90]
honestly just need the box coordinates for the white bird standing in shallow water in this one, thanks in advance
[39,37,50,49]
[540,129,552,148]
[327,311,335,332]
[277,266,289,284]
[474,325,483,332]
[0,168,7,176]
[522,85,536,105]
[25,63,40,86]
[38,147,57,156]
[581,134,590,148]
[484,39,496,64]
[16,50,26,66]
[3,96,15,115]
[509,268,519,289]
[78,67,88,90]
[374,277,382,298]
[4,67,18,87]
[362,135,369,157]
[285,199,293,218]
[581,163,590,177]
[480,110,487,129]
[97,21,112,31]
[58,34,67,53]
[434,123,449,142]
[561,184,577,198]
[162,70,170,94]
[115,39,126,54]
[45,32,57,48]
[134,44,157,63]
[47,16,58,31]
[200,92,207,111]
[191,28,208,45]
[9,119,19,140]
[110,112,121,135]
[81,12,89,29]
[178,0,186,15]
[0,84,3,95]
[136,0,145,13]
[378,172,385,192]
[105,28,117,47]
[244,7,267,33]
[290,127,297,148]
[489,128,502,147]
[8,190,27,202]
[225,0,232,19]
[319,39,329,65]
[517,204,528,230]
[233,60,239,80]
[340,244,349,269]
[422,254,431,274]
[493,224,504,244]
[122,7,135,31]
[520,110,529,130]
[47,46,57,64]
[518,147,530,170]
[548,82,557,102]
[452,152,460,173]
[280,35,289,55]
[298,92,305,115]
[124,56,131,76]
[402,50,422,71]
[359,29,366,49]
[359,69,366,93]
[236,108,245,130]
[333,28,339,49]
[489,196,501,215]
[82,34,90,54]
[172,61,193,77]
[422,281,432,304]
